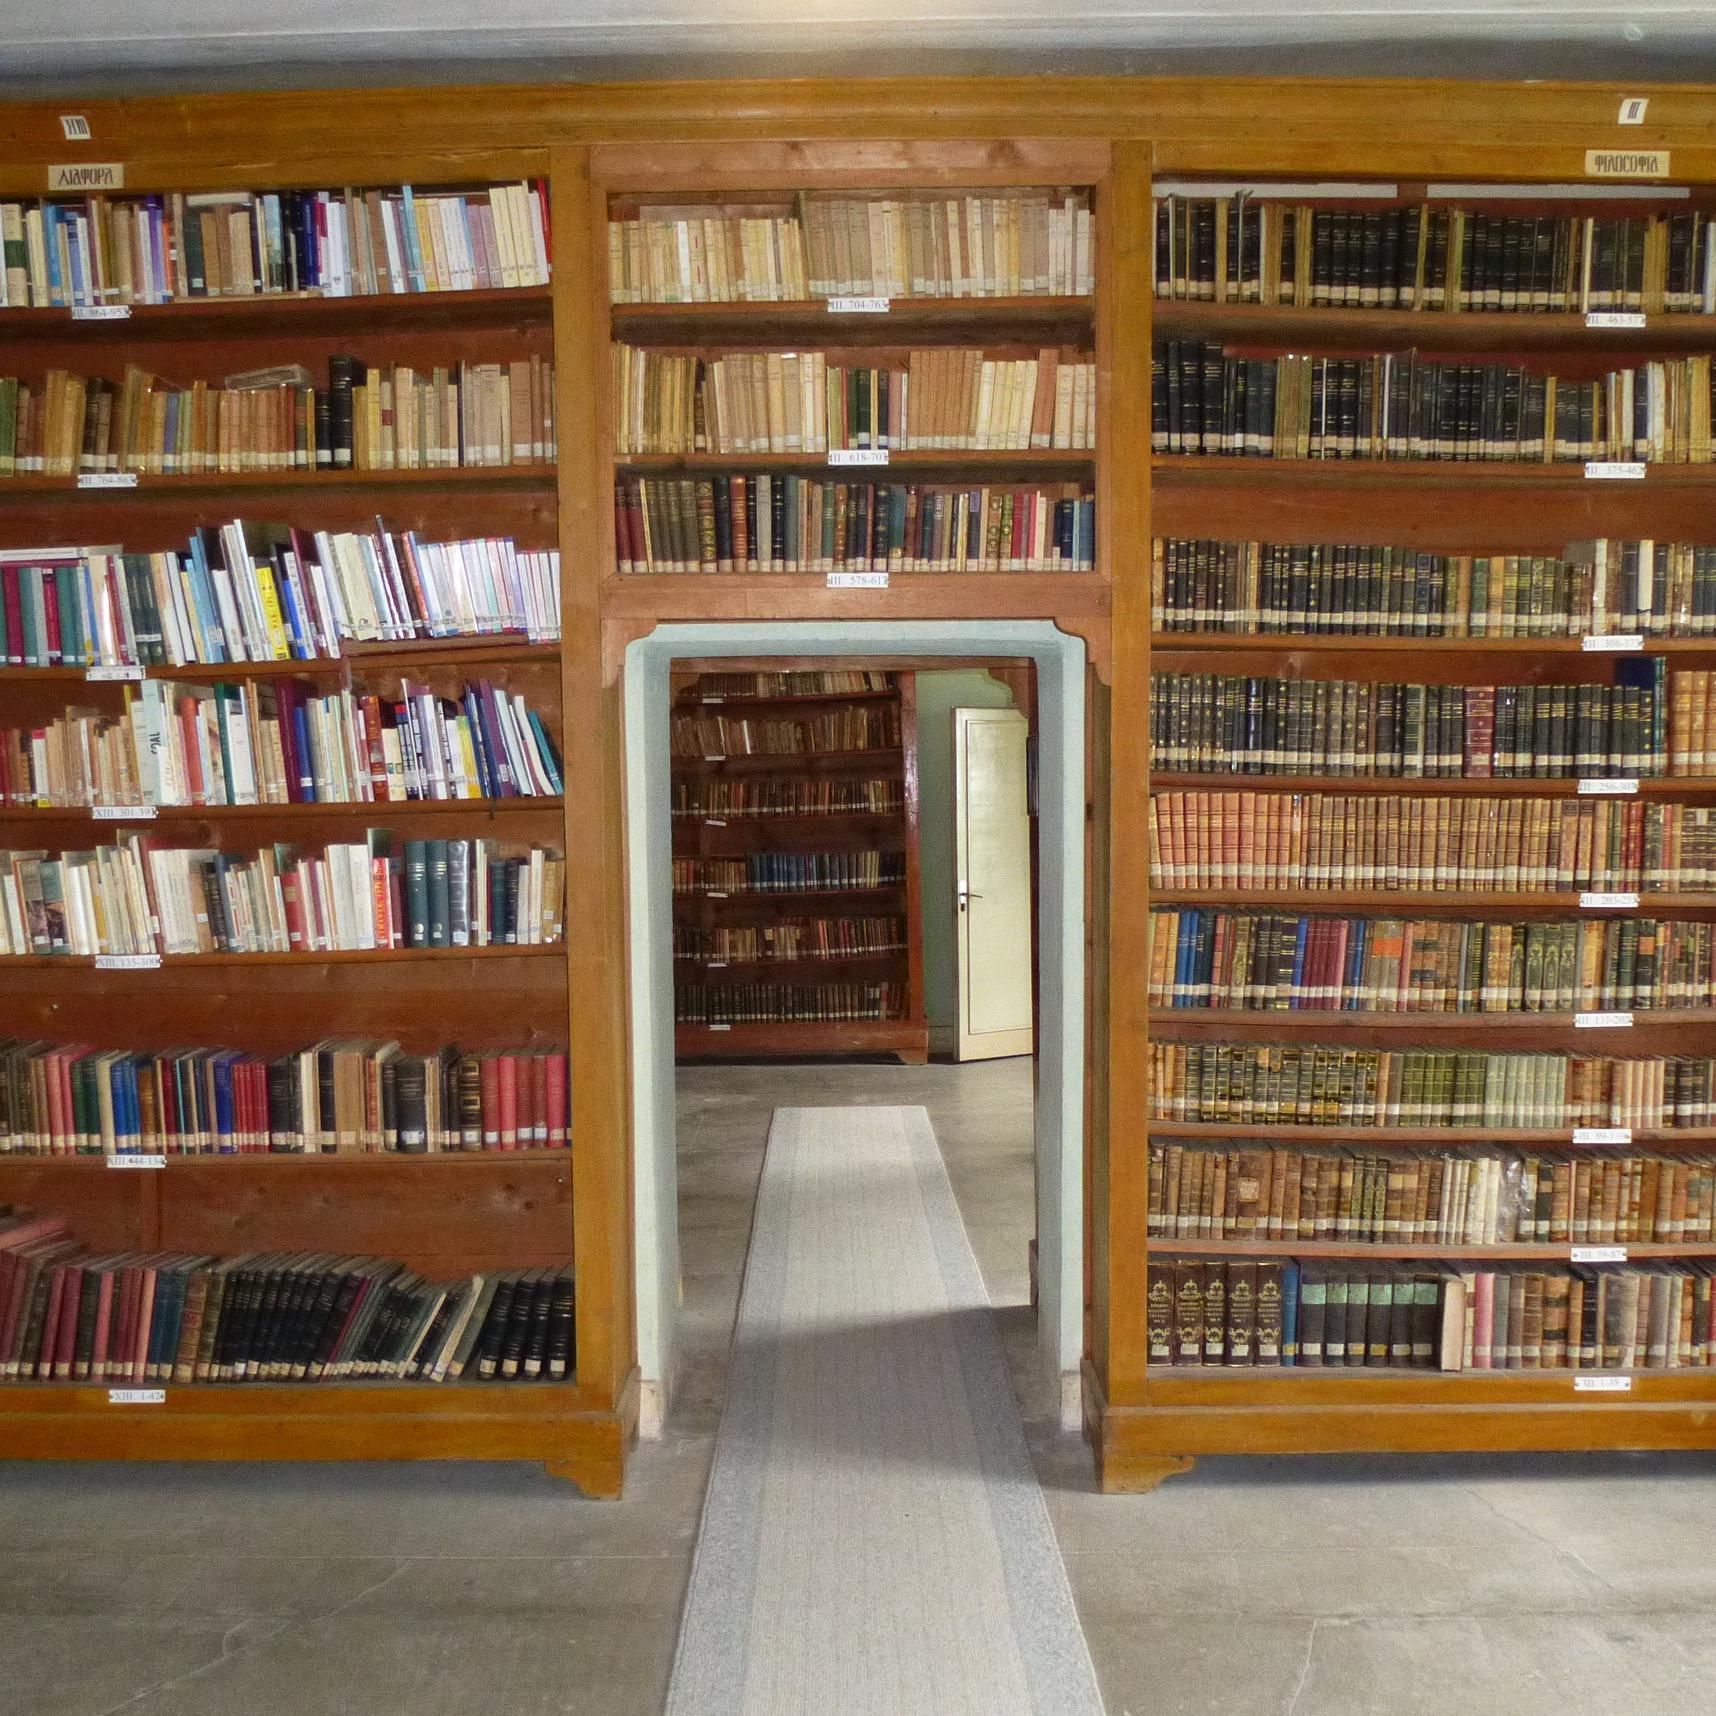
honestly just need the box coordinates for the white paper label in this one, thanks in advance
[1578,778,1638,796]
[71,304,130,322]
[1579,891,1640,910]
[77,472,138,489]
[107,1387,164,1404]
[1586,149,1669,178]
[1618,97,1649,125]
[1584,461,1646,480]
[827,570,889,589]
[702,755,724,763]
[704,818,727,827]
[95,953,161,971]
[59,114,91,141]
[1576,1010,1635,1029]
[107,1154,166,1170]
[705,891,728,899]
[827,296,890,314]
[707,961,727,969]
[92,805,157,821]
[828,448,890,467]
[86,665,143,682]
[50,162,123,190]
[1581,633,1645,652]
[1585,311,1647,330]
[707,1023,731,1032]
[1573,1127,1633,1146]
[1572,1245,1628,1263]
[1575,1375,1633,1392]
[699,696,724,704]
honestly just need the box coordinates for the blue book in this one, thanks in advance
[1281,1263,1301,1366]
[1172,909,1193,1007]
[398,184,426,292]
[1291,918,1310,1006]
[43,205,65,304]
[184,533,229,662]
[290,704,314,799]
[525,711,563,794]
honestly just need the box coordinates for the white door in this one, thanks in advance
[954,706,1035,1061]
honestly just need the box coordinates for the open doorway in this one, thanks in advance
[623,621,1086,1434]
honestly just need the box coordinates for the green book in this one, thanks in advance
[404,840,429,947]
[426,838,451,949]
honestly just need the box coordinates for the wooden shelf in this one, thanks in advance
[6,798,561,826]
[672,884,907,912]
[671,747,906,775]
[611,293,1093,343]
[673,688,900,707]
[0,466,554,498]
[1141,1367,1716,1399]
[673,812,906,854]
[0,1148,574,1168]
[676,1018,928,1060]
[1,944,563,969]
[616,449,1093,475]
[1149,772,1716,799]
[1152,456,1716,490]
[1145,1121,1716,1147]
[1151,632,1716,656]
[1150,298,1716,353]
[1148,1238,1716,1261]
[0,640,562,682]
[1149,889,1716,914]
[674,951,906,983]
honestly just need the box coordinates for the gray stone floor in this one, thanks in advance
[4,1058,1715,1716]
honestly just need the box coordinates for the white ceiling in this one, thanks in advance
[7,0,1716,83]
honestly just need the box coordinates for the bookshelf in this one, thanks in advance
[669,667,927,1061]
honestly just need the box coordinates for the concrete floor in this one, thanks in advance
[5,1058,1716,1716]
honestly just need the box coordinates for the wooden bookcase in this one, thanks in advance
[0,78,1712,1495]
[670,667,927,1061]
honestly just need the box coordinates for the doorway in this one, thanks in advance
[623,621,1086,1430]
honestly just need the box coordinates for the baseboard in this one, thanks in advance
[928,1025,956,1054]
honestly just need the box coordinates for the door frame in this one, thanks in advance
[623,620,1087,1430]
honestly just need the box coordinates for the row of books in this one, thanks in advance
[1148,1141,1716,1244]
[1148,1257,1716,1372]
[1148,668,1685,778]
[0,1040,568,1156]
[1148,909,1716,1014]
[0,357,555,477]
[1152,197,1716,314]
[0,1214,573,1384]
[671,917,907,964]
[672,779,902,819]
[0,529,560,668]
[679,669,894,700]
[1147,1042,1716,1130]
[669,706,899,759]
[676,983,906,1024]
[671,853,903,896]
[608,189,1094,302]
[1151,341,1715,463]
[612,347,1097,454]
[1148,792,1716,894]
[615,476,1097,575]
[1,183,550,307]
[0,835,564,957]
[3,676,562,808]
[1151,537,1716,638]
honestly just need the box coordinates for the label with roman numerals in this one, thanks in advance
[108,1387,165,1404]
[828,448,889,467]
[1573,1127,1633,1146]
[92,805,157,821]
[707,961,727,969]
[95,953,161,971]
[704,818,727,827]
[71,304,131,322]
[86,664,144,682]
[702,755,724,763]
[1585,311,1647,330]
[1575,1011,1635,1029]
[1617,97,1649,125]
[107,1154,166,1169]
[827,296,890,313]
[1574,1375,1633,1392]
[707,1023,731,1031]
[1571,1245,1628,1263]
[699,696,724,704]
[77,472,138,489]
[828,570,889,589]
[1579,891,1639,910]
[1584,461,1646,480]
[706,891,728,899]
[1581,633,1644,652]
[1585,149,1669,178]
[1578,778,1638,796]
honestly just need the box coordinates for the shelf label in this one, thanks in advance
[705,891,728,899]
[1618,97,1650,125]
[78,472,138,489]
[86,664,144,682]
[1586,149,1669,178]
[71,304,131,321]
[829,448,890,467]
[827,570,889,589]
[95,953,161,971]
[1574,1374,1633,1392]
[1584,461,1646,480]
[699,696,724,704]
[707,1023,731,1031]
[107,1387,164,1404]
[50,162,123,191]
[1573,1127,1633,1146]
[1576,1010,1635,1029]
[1572,1245,1628,1263]
[1582,633,1645,651]
[59,114,92,141]
[827,296,890,314]
[1585,311,1647,330]
[703,818,727,827]
[706,961,727,969]
[92,805,157,821]
[107,1154,166,1170]
[1578,778,1638,796]
[1579,891,1639,910]
[702,755,724,763]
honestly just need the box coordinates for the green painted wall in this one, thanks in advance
[913,668,1018,1040]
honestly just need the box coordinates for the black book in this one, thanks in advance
[500,1268,545,1378]
[476,1273,521,1377]
[545,1273,576,1379]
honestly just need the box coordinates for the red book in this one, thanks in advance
[479,1055,501,1148]
[35,1263,68,1379]
[177,694,207,802]
[527,1051,548,1145]
[497,1054,519,1149]
[90,1261,118,1377]
[51,1261,83,1379]
[131,1266,157,1381]
[1,565,23,664]
[544,1053,568,1146]
[108,1264,138,1382]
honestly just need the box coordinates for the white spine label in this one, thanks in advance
[1585,312,1647,330]
[95,953,161,971]
[827,570,889,589]
[1584,461,1646,480]
[827,296,890,314]
[1575,1011,1635,1029]
[1578,779,1638,796]
[1575,1375,1633,1392]
[71,305,131,321]
[828,448,890,467]
[1571,1245,1628,1263]
[86,664,144,682]
[107,1387,165,1404]
[93,805,157,821]
[107,1154,167,1169]
[1582,633,1645,652]
[77,472,138,489]
[1572,1127,1633,1146]
[1579,891,1640,910]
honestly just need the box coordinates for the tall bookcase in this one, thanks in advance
[670,666,927,1061]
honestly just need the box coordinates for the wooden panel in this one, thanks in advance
[0,1159,147,1250]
